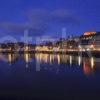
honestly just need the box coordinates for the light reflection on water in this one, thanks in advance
[0,53,100,76]
[0,53,100,99]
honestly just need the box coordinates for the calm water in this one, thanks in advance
[0,53,100,100]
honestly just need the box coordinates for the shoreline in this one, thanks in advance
[0,51,100,57]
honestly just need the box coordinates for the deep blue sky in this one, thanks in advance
[0,0,100,40]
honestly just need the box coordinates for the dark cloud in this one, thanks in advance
[0,9,80,36]
[0,22,47,36]
[27,9,80,25]
[0,23,28,32]
[50,9,80,25]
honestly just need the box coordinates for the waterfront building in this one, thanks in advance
[89,32,100,51]
[80,32,100,51]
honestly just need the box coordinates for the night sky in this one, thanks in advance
[0,0,100,41]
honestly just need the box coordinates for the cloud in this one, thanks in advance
[0,9,80,36]
[50,9,80,25]
[0,22,47,36]
[27,9,80,25]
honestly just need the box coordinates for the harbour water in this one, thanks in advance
[0,53,100,99]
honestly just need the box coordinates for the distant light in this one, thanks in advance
[84,32,96,36]
[90,45,94,48]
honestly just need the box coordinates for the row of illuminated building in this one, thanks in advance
[0,32,100,52]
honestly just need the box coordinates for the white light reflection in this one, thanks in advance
[69,55,72,66]
[24,53,30,68]
[8,53,12,65]
[78,56,82,66]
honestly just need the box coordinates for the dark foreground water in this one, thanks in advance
[0,53,100,100]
